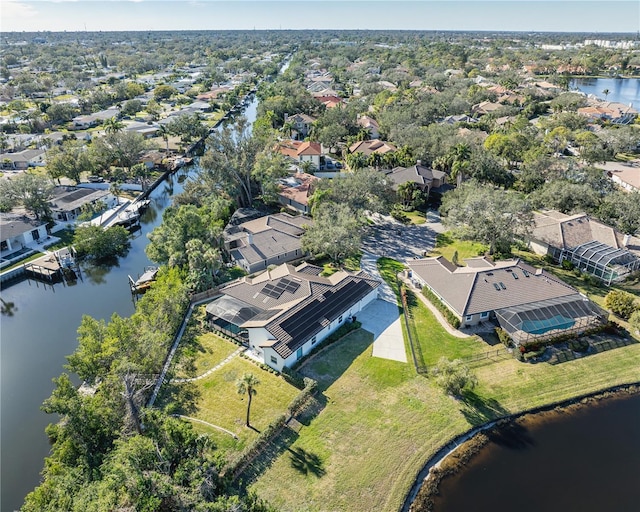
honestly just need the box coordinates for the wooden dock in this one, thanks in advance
[24,254,62,283]
[129,266,159,294]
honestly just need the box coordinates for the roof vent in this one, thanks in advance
[493,283,501,291]
[499,282,506,290]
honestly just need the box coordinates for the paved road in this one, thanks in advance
[361,211,444,263]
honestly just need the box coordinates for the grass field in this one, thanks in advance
[175,332,239,378]
[187,356,299,458]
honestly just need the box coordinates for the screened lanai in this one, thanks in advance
[495,293,608,346]
[205,295,263,337]
[562,240,640,285]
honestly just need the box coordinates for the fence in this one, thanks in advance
[460,348,510,365]
[399,279,428,374]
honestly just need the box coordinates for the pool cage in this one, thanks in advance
[560,240,640,286]
[495,293,608,346]
[205,295,262,339]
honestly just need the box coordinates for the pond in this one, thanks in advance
[430,392,640,512]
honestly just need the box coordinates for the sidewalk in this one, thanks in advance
[399,275,469,339]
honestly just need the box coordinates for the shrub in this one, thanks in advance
[561,259,574,270]
[495,327,512,347]
[421,286,461,328]
[604,290,638,320]
[430,357,477,397]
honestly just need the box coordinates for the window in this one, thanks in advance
[270,355,277,365]
[311,336,317,345]
[338,315,343,323]
[466,315,473,321]
[480,312,489,319]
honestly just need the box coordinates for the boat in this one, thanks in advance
[128,266,159,294]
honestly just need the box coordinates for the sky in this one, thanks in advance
[1,1,639,33]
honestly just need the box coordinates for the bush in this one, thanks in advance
[421,286,461,328]
[561,259,574,270]
[604,290,638,320]
[291,320,362,370]
[430,357,477,397]
[495,327,512,347]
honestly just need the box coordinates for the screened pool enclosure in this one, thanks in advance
[495,294,608,346]
[205,295,262,337]
[560,240,640,286]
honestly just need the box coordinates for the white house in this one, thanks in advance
[0,213,48,256]
[206,262,380,371]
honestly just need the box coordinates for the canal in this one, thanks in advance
[0,94,260,511]
[430,392,640,512]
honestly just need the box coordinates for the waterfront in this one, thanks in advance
[570,77,639,106]
[0,94,260,511]
[431,392,640,512]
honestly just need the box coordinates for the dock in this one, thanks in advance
[23,247,80,284]
[129,266,159,294]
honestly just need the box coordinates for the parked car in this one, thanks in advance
[87,175,105,183]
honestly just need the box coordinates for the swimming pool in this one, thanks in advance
[521,315,575,335]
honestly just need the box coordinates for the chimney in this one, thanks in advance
[416,159,422,166]
[623,234,630,247]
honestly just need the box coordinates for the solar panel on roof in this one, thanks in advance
[493,283,501,291]
[261,283,284,299]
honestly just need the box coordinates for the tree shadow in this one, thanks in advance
[288,447,326,477]
[460,391,509,426]
[485,421,536,450]
[154,380,200,416]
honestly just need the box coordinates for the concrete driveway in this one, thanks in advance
[359,252,407,363]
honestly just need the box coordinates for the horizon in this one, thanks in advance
[2,1,639,34]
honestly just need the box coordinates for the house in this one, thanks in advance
[319,96,344,109]
[0,213,48,256]
[441,114,477,125]
[223,211,311,274]
[385,163,447,196]
[529,210,640,285]
[357,115,380,139]
[348,139,396,156]
[278,172,320,214]
[407,256,607,346]
[0,148,46,170]
[205,261,380,370]
[295,141,322,169]
[283,113,316,140]
[49,186,118,222]
[471,101,503,116]
[577,102,637,125]
[71,107,120,129]
[596,161,640,192]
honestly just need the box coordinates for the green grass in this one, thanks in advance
[403,210,427,225]
[249,324,640,512]
[190,357,299,460]
[44,228,75,250]
[405,289,485,364]
[176,332,239,378]
[376,257,405,299]
[429,232,488,264]
[0,251,44,272]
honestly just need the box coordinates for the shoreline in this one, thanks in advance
[401,382,640,512]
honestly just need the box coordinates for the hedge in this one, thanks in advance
[421,286,461,328]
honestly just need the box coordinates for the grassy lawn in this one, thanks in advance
[428,232,488,263]
[249,323,640,512]
[45,228,75,250]
[404,289,486,364]
[188,357,299,459]
[0,251,44,271]
[175,332,239,378]
[404,210,427,225]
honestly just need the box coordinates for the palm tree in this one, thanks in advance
[103,116,124,134]
[236,373,260,427]
[158,124,170,152]
[602,88,610,101]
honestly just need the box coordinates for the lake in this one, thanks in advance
[0,93,261,511]
[570,77,640,107]
[431,392,640,512]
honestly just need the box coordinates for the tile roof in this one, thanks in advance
[348,139,397,156]
[278,172,319,208]
[408,256,577,317]
[386,164,446,190]
[217,262,380,357]
[297,141,322,156]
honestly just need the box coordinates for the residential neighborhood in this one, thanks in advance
[1,26,639,512]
